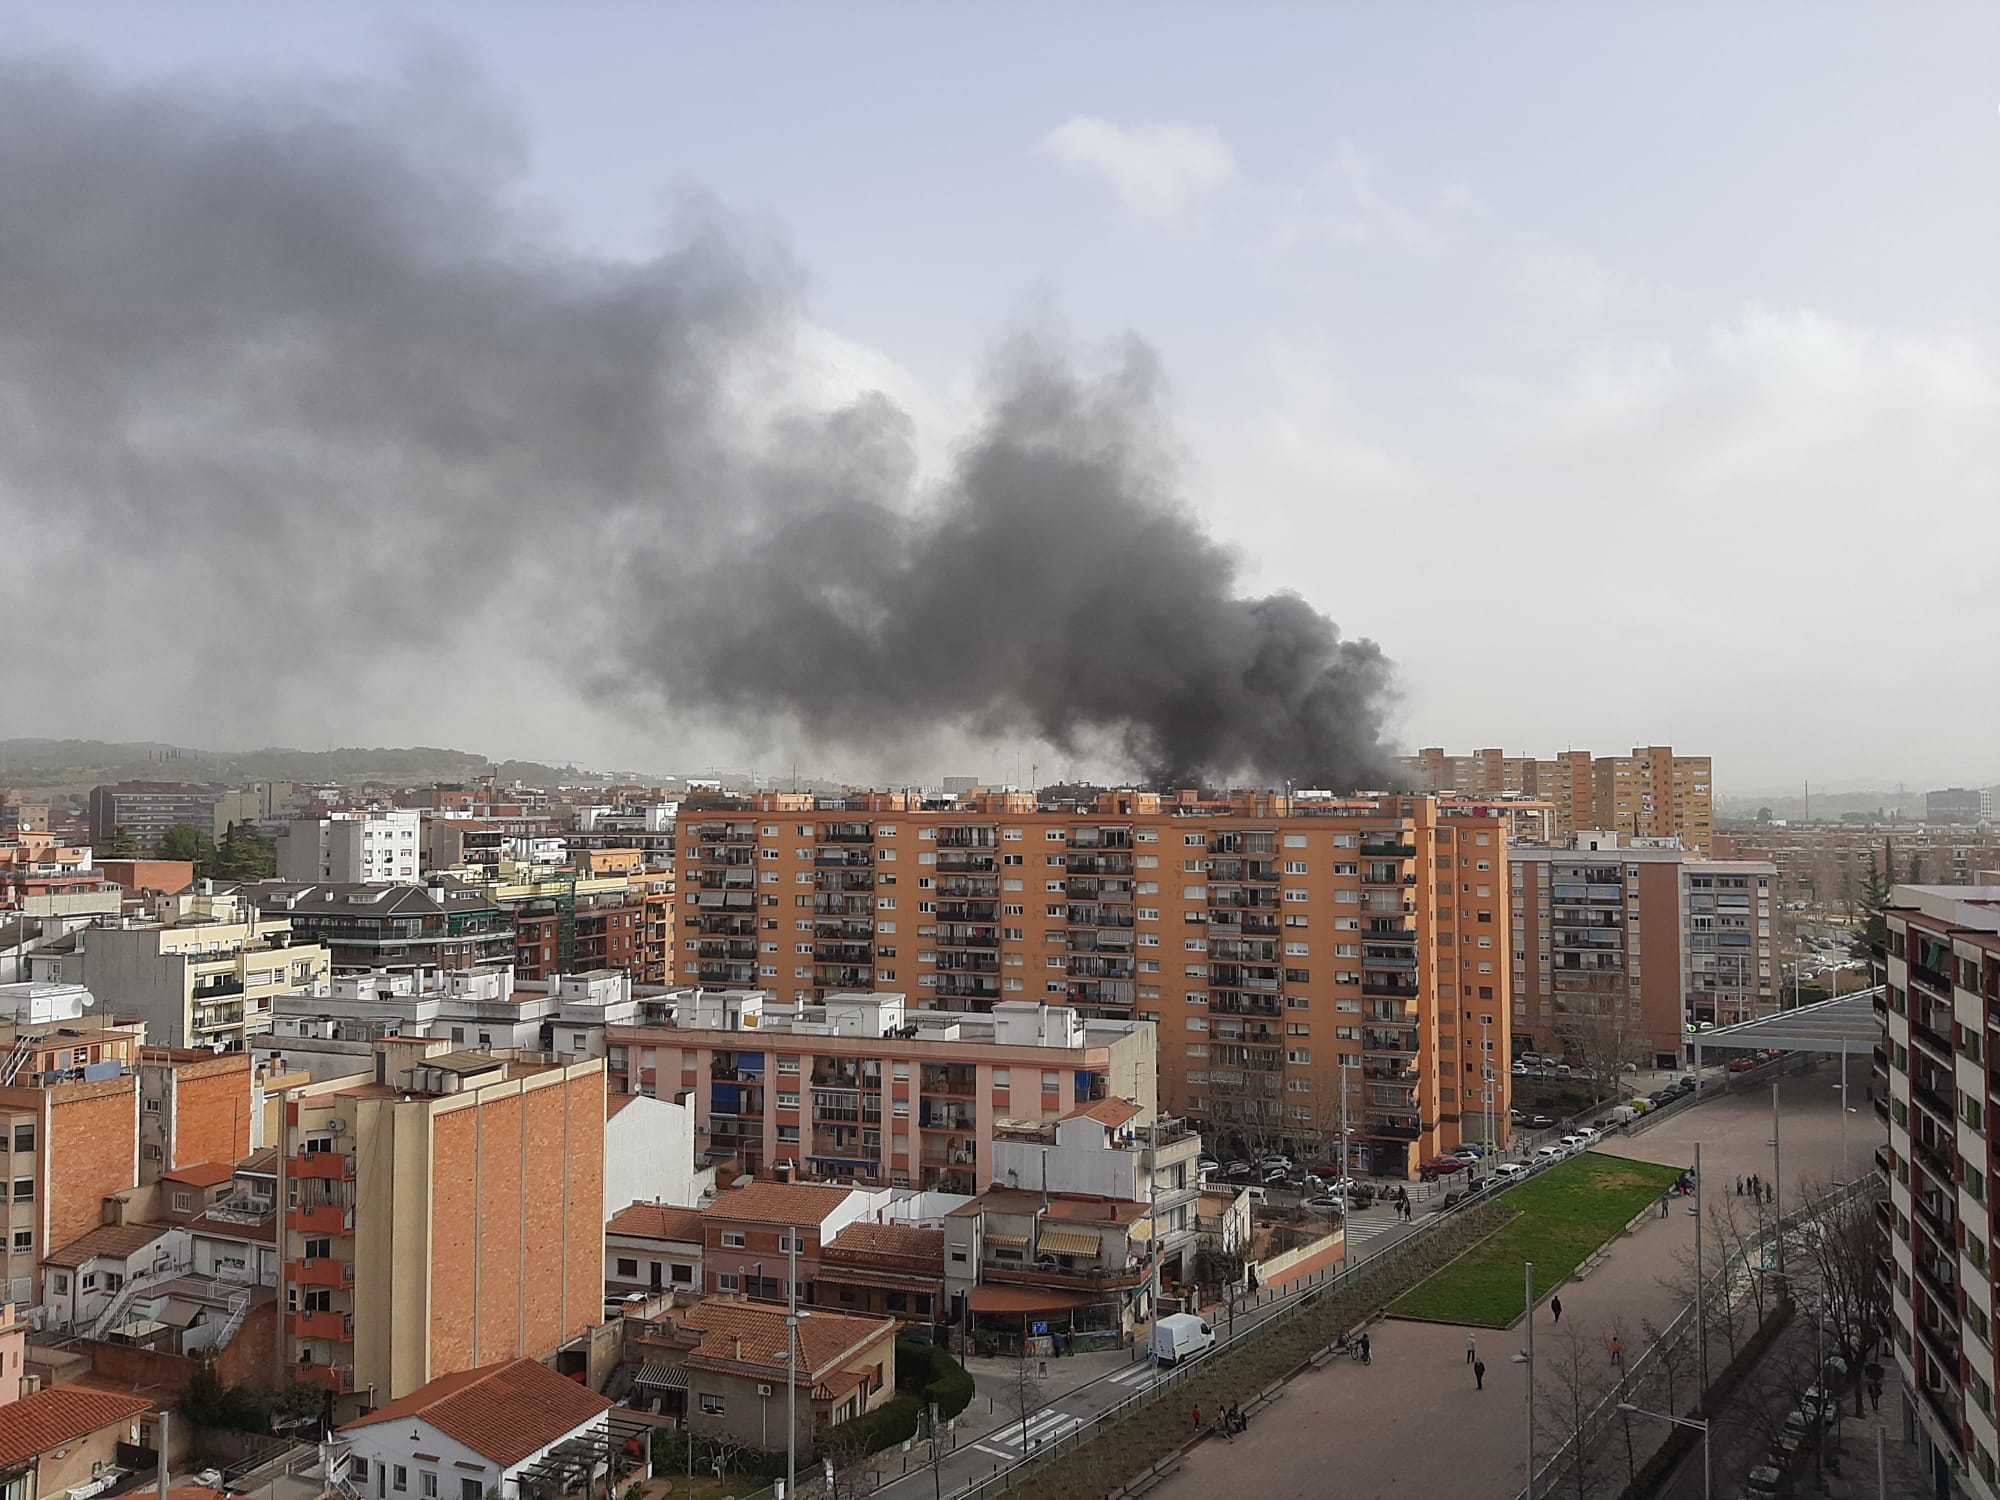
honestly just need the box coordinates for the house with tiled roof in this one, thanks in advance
[339,1358,615,1500]
[628,1298,896,1454]
[0,1385,157,1500]
[39,1223,188,1333]
[698,1182,869,1303]
[943,1190,1156,1342]
[605,1205,703,1300]
[812,1222,944,1326]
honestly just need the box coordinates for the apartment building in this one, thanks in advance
[676,789,1510,1177]
[88,782,263,848]
[242,879,511,971]
[1509,836,1776,1065]
[1406,747,1713,851]
[1878,885,2000,1497]
[276,811,424,884]
[1927,788,1994,826]
[607,990,1154,1192]
[137,1048,253,1184]
[280,1038,606,1413]
[0,992,144,1304]
[57,889,329,1049]
[1719,825,2000,907]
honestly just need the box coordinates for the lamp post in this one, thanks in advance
[1511,1261,1535,1499]
[1617,1403,1710,1500]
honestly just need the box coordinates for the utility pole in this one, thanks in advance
[1338,1052,1352,1217]
[786,1231,800,1500]
[1693,1142,1708,1391]
[1522,1262,1536,1499]
[1481,1016,1493,1149]
[1771,1081,1785,1274]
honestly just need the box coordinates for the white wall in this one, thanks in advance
[604,1095,698,1218]
[343,1411,609,1500]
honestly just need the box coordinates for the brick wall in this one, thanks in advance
[562,1070,605,1343]
[165,1055,253,1169]
[46,1078,139,1252]
[428,1108,479,1377]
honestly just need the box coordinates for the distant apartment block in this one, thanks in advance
[1407,746,1713,851]
[677,788,1511,1177]
[1879,883,2000,1495]
[87,782,263,848]
[51,888,329,1049]
[1509,833,1775,1065]
[276,810,424,884]
[1927,787,1995,826]
[242,879,512,970]
[282,1038,607,1413]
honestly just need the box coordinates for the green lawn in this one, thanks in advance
[1388,1154,1686,1328]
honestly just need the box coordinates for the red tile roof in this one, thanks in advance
[675,1299,893,1381]
[0,1386,155,1469]
[341,1358,612,1467]
[607,1204,705,1243]
[1061,1098,1142,1129]
[703,1181,856,1229]
[42,1223,175,1271]
[159,1162,236,1189]
[822,1222,944,1266]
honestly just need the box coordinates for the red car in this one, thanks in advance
[1727,1057,1757,1073]
[1419,1156,1469,1177]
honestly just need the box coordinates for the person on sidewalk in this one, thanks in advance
[1192,1403,1202,1432]
[1551,1295,1563,1324]
[1466,1333,1477,1364]
[1610,1336,1623,1366]
[1359,1332,1372,1364]
[1474,1358,1486,1391]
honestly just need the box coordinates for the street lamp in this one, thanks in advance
[1617,1403,1710,1500]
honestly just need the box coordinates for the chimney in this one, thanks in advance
[731,1335,742,1361]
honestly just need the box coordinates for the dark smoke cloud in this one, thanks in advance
[0,52,1393,790]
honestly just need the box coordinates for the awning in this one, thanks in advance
[635,1360,689,1390]
[968,1285,1096,1314]
[1036,1229,1100,1257]
[985,1232,1029,1249]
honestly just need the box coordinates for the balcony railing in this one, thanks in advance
[295,1362,355,1394]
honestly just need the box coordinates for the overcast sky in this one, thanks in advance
[6,2,1996,796]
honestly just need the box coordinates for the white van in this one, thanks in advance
[1150,1312,1217,1365]
[1244,1186,1269,1208]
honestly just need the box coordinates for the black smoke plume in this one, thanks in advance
[0,52,1393,790]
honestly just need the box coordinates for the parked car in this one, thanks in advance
[1533,1145,1568,1163]
[1447,1145,1485,1161]
[1301,1194,1344,1216]
[1260,1154,1294,1172]
[1512,1062,1529,1075]
[1509,1108,1526,1123]
[1492,1161,1529,1179]
[1728,1057,1758,1073]
[1420,1156,1469,1175]
[1245,1186,1270,1207]
[1223,1160,1252,1179]
[1197,1156,1220,1175]
[1150,1312,1217,1365]
[1530,1114,1555,1128]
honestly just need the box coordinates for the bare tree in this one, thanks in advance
[913,1410,955,1500]
[818,1416,880,1500]
[1791,1176,1890,1416]
[1552,971,1648,1101]
[1537,1326,1610,1500]
[1006,1344,1046,1456]
[1640,1313,1697,1419]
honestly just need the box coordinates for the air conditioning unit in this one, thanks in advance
[756,1384,773,1398]
[327,1119,347,1134]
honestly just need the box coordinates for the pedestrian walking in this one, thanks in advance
[1551,1295,1563,1325]
[1868,1380,1883,1412]
[1735,1175,1744,1196]
[1659,1196,1670,1218]
[1474,1358,1486,1391]
[1466,1333,1477,1364]
[1359,1332,1372,1364]
[1192,1404,1201,1432]
[1610,1336,1623,1367]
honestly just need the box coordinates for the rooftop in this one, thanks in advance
[673,1298,891,1381]
[704,1180,857,1228]
[951,1191,1147,1226]
[1061,1098,1142,1129]
[822,1222,944,1266]
[42,1222,175,1270]
[158,1162,236,1189]
[608,1204,705,1243]
[0,1385,156,1469]
[341,1358,612,1468]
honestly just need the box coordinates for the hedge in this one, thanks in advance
[896,1340,975,1420]
[843,1395,922,1454]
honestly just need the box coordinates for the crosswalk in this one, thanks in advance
[972,1406,1082,1459]
[1343,1211,1403,1245]
[1104,1361,1163,1389]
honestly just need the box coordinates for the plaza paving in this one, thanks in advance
[1147,1063,1884,1500]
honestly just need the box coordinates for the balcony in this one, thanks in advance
[1360,841,1418,859]
[292,1257,355,1289]
[1362,979,1418,999]
[1912,1134,1958,1187]
[815,851,874,869]
[934,853,999,874]
[1366,1117,1423,1141]
[1910,961,1955,998]
[287,1202,353,1234]
[294,1362,355,1395]
[292,1151,354,1182]
[290,1308,353,1342]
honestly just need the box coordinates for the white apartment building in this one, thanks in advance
[277,811,424,884]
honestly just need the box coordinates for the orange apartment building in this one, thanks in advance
[677,789,1511,1176]
[278,1038,607,1415]
[1406,746,1713,851]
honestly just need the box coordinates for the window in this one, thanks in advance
[1285,861,1309,875]
[459,1479,483,1500]
[421,1475,437,1500]
[172,1191,192,1213]
[717,1272,741,1292]
[616,1257,639,1278]
[700,1394,727,1416]
[8,1180,28,1204]
[720,1231,746,1248]
[304,1237,331,1259]
[393,1468,408,1494]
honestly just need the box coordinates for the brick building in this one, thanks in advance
[280,1039,606,1413]
[698,1180,871,1303]
[138,1049,253,1185]
[1406,746,1713,851]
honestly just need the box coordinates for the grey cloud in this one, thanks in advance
[0,53,1392,790]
